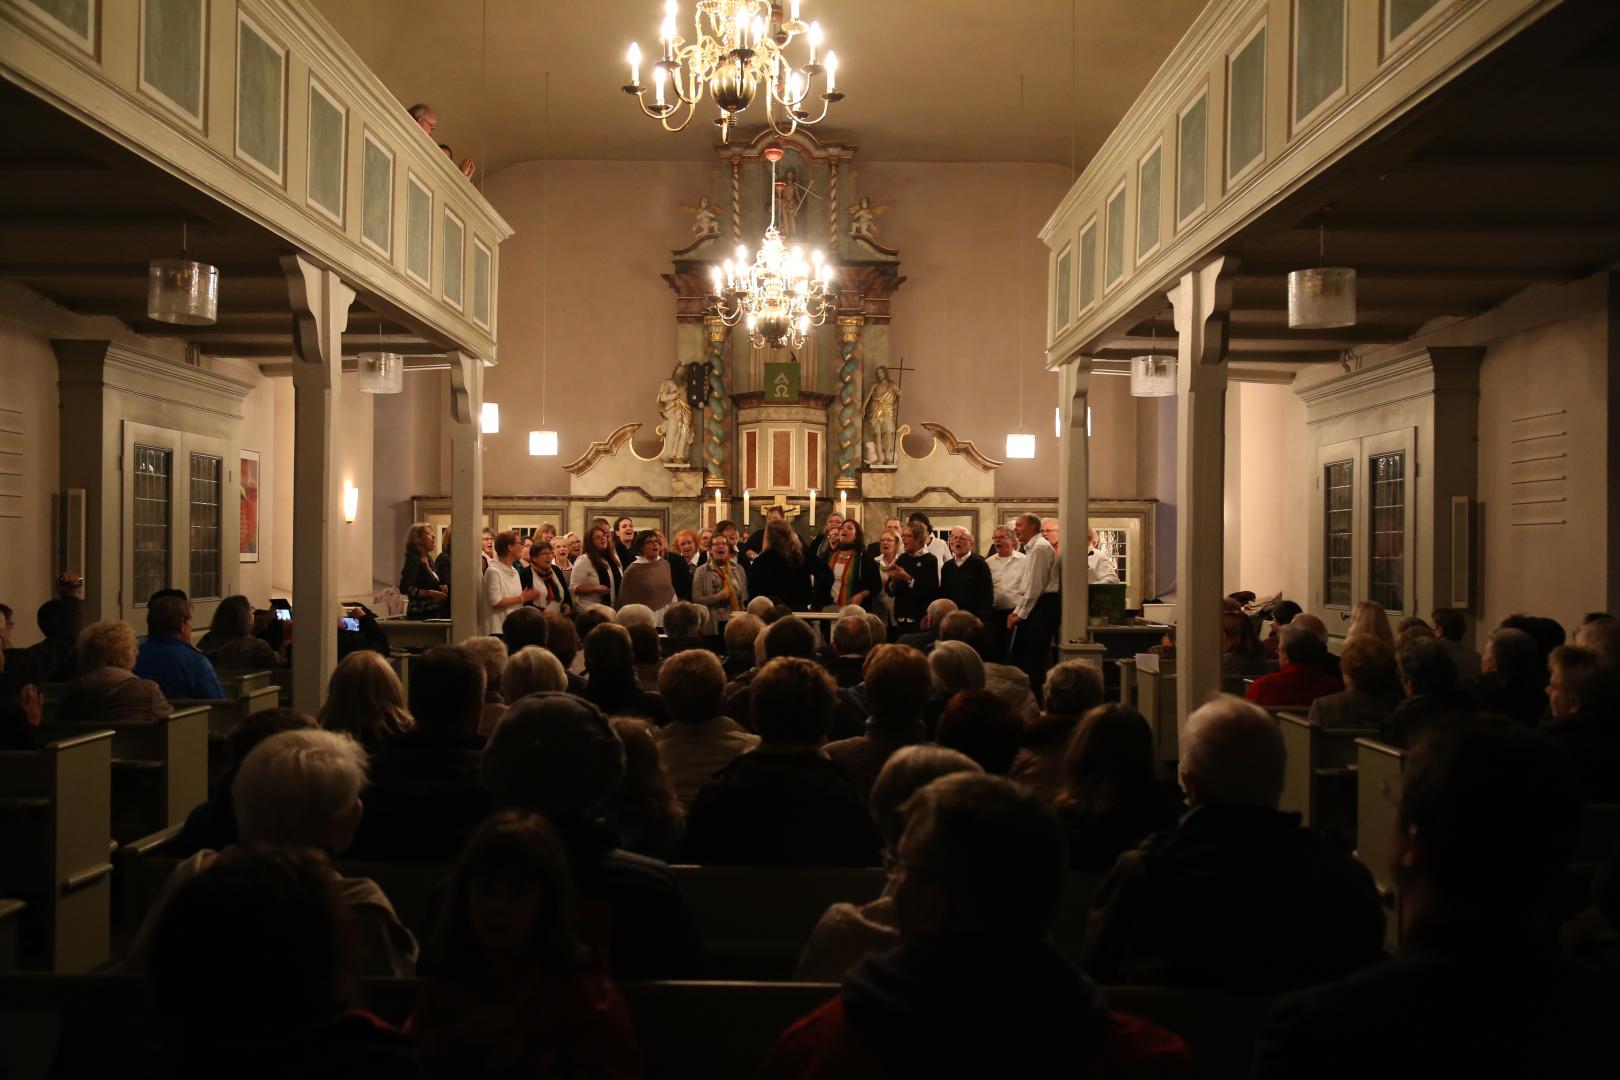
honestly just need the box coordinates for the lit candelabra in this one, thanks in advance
[623,0,842,144]
[710,147,833,350]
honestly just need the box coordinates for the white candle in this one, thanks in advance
[714,487,722,518]
[790,0,800,20]
[808,21,821,64]
[743,489,750,524]
[653,65,667,106]
[627,42,641,86]
[825,50,838,93]
[809,488,817,524]
[839,489,847,518]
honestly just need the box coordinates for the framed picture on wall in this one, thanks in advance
[239,450,260,563]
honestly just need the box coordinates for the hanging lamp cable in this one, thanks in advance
[1016,72,1026,434]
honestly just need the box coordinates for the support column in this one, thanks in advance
[1169,255,1237,727]
[448,352,485,644]
[1057,356,1093,646]
[702,316,729,486]
[836,315,863,486]
[282,254,355,715]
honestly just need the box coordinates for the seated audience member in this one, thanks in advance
[461,635,510,735]
[616,606,664,684]
[145,846,418,1080]
[745,595,775,620]
[501,605,549,654]
[720,612,764,680]
[317,649,413,752]
[603,716,684,861]
[794,747,984,981]
[59,618,173,725]
[1380,635,1466,748]
[655,649,759,806]
[936,689,1022,775]
[1245,623,1343,708]
[683,657,880,867]
[764,774,1192,1078]
[0,596,82,694]
[0,600,12,650]
[898,597,957,651]
[1255,721,1619,1078]
[825,644,931,798]
[0,650,44,751]
[1459,626,1546,728]
[1290,612,1342,679]
[410,812,640,1079]
[725,614,819,722]
[1009,658,1103,802]
[938,613,1036,717]
[1222,608,1272,683]
[1307,634,1401,729]
[924,638,985,730]
[661,601,707,655]
[1397,616,1435,639]
[1574,613,1620,662]
[130,729,419,976]
[196,595,280,669]
[580,623,669,726]
[502,645,569,704]
[1347,599,1395,646]
[347,646,492,862]
[172,708,317,857]
[481,693,702,978]
[1263,599,1303,658]
[1083,695,1383,991]
[134,593,224,700]
[541,612,588,693]
[826,614,875,688]
[1500,612,1567,672]
[1542,644,1620,803]
[1054,704,1184,871]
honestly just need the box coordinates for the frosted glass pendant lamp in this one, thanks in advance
[1287,267,1357,329]
[357,351,402,394]
[1130,355,1177,397]
[146,222,218,326]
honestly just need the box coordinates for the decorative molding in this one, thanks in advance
[54,340,254,420]
[914,422,1004,472]
[561,423,646,476]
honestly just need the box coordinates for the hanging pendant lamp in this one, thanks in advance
[1288,224,1356,329]
[357,316,403,394]
[146,220,218,326]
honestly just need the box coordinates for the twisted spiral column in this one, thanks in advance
[836,316,863,483]
[703,317,729,485]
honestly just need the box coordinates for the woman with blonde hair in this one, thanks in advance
[1347,599,1395,646]
[400,523,449,619]
[317,650,412,751]
[60,619,173,725]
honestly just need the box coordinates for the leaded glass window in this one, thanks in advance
[134,445,172,604]
[189,452,222,599]
[1369,451,1406,611]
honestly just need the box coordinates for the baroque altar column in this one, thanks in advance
[835,315,864,491]
[282,254,355,714]
[448,352,485,644]
[1057,357,1093,647]
[1169,255,1237,727]
[703,316,729,487]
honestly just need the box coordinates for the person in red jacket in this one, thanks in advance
[1245,623,1343,708]
[758,773,1193,1080]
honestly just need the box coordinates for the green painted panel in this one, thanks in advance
[1294,0,1345,123]
[1054,247,1072,329]
[30,0,90,38]
[1105,185,1127,287]
[237,19,284,176]
[1228,26,1266,180]
[764,362,800,403]
[1079,223,1097,311]
[1137,145,1162,257]
[1389,0,1441,40]
[142,0,203,118]
[1178,94,1207,222]
[362,138,393,253]
[472,244,491,327]
[406,179,432,281]
[307,85,345,220]
[443,213,464,306]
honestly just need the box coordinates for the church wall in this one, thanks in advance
[1228,380,1299,602]
[0,320,62,648]
[372,370,446,591]
[214,357,280,605]
[1476,304,1610,631]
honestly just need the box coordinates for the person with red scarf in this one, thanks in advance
[825,520,881,610]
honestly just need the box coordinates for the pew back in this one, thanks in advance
[1276,713,1362,832]
[1136,667,1179,765]
[58,705,209,843]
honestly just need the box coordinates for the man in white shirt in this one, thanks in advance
[908,512,951,584]
[986,526,1027,614]
[1008,513,1061,698]
[1087,528,1121,585]
[480,531,538,635]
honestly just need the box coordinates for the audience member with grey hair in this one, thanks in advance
[500,645,569,702]
[661,601,707,654]
[128,728,419,977]
[939,612,1040,728]
[1245,622,1344,708]
[1010,659,1104,802]
[765,774,1193,1076]
[656,649,759,806]
[794,746,984,980]
[1380,635,1466,748]
[898,597,958,651]
[460,635,510,733]
[1082,695,1382,991]
[614,603,657,631]
[1459,626,1548,728]
[827,614,875,688]
[928,639,985,699]
[721,612,765,679]
[59,618,174,726]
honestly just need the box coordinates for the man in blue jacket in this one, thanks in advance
[134,592,224,700]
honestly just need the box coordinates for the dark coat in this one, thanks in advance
[667,552,694,602]
[582,677,670,727]
[1081,803,1385,992]
[1058,780,1186,873]
[1542,713,1620,803]
[888,552,939,625]
[1460,671,1547,728]
[682,750,880,867]
[939,553,994,617]
[346,729,493,862]
[746,549,820,611]
[1379,690,1475,748]
[399,556,449,619]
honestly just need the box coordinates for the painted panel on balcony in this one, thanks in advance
[471,239,492,328]
[1227,22,1267,182]
[443,209,465,310]
[1104,182,1127,289]
[361,132,393,256]
[1388,0,1442,42]
[235,13,285,183]
[1294,0,1346,124]
[1137,143,1163,261]
[1053,244,1072,331]
[140,0,205,125]
[1078,219,1097,313]
[306,77,346,223]
[21,0,94,50]
[1177,92,1207,225]
[405,173,432,286]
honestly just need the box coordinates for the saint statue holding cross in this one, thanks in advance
[863,363,904,466]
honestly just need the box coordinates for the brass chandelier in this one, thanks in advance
[623,0,841,143]
[710,146,833,350]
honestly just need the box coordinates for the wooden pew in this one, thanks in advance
[0,900,24,974]
[173,679,281,784]
[1114,656,1138,708]
[1276,712,1363,833]
[55,705,209,844]
[1354,737,1405,954]
[1135,659,1178,766]
[0,731,114,971]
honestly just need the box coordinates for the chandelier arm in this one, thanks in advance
[794,94,835,126]
[659,98,701,133]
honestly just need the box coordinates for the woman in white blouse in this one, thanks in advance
[480,530,538,634]
[871,528,903,630]
[569,523,623,608]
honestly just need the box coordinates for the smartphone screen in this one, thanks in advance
[339,617,360,632]
[275,608,292,622]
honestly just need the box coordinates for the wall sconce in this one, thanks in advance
[342,482,359,523]
[481,402,500,434]
[529,430,558,456]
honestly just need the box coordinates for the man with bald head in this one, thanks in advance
[1247,621,1344,707]
[1082,695,1383,991]
[940,526,993,620]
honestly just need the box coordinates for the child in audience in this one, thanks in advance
[410,811,641,1080]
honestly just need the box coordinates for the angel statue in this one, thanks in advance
[656,364,695,465]
[848,195,886,242]
[684,195,722,241]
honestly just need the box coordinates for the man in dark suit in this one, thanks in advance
[885,522,938,641]
[940,526,993,618]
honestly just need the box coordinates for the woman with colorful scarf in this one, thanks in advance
[825,520,880,610]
